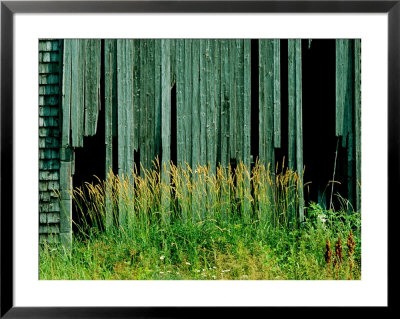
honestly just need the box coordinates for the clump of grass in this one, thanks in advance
[71,160,302,237]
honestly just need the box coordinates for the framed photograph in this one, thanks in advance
[1,0,394,316]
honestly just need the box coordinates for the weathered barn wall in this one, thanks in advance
[38,38,362,247]
[39,39,62,243]
[335,39,362,212]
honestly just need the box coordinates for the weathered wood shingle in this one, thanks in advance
[39,39,62,244]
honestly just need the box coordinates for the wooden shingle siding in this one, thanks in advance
[39,39,62,244]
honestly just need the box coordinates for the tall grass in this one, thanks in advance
[41,160,361,280]
[72,160,302,237]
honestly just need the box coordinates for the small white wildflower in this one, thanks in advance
[212,275,216,279]
[196,270,200,273]
[202,269,205,272]
[223,269,230,272]
[318,214,327,223]
[167,270,171,273]
[213,266,216,269]
[185,262,191,265]
[160,255,165,261]
[160,271,164,274]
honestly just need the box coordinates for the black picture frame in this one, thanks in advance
[0,1,395,317]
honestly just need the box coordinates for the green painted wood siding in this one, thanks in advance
[335,39,361,212]
[55,38,362,237]
[63,39,102,148]
[259,39,280,169]
[354,39,361,212]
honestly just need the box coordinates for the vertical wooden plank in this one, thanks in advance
[59,157,73,250]
[170,39,176,88]
[84,39,101,136]
[346,40,355,209]
[117,39,127,178]
[112,42,118,139]
[264,40,274,169]
[184,39,192,167]
[336,39,345,137]
[295,39,304,222]
[105,39,116,230]
[341,40,350,148]
[61,40,72,147]
[161,39,171,223]
[191,40,201,223]
[243,39,251,222]
[236,39,244,162]
[273,39,281,149]
[354,39,361,212]
[116,39,128,226]
[220,40,230,168]
[199,40,207,166]
[154,40,162,160]
[191,40,201,169]
[176,39,185,166]
[230,39,237,160]
[133,40,140,151]
[206,40,216,218]
[288,40,296,170]
[243,39,251,166]
[214,40,221,166]
[127,40,135,178]
[219,40,230,222]
[258,40,265,163]
[206,39,216,173]
[147,39,156,169]
[71,39,85,147]
[139,40,147,176]
[60,39,74,245]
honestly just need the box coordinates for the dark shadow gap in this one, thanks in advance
[275,39,288,171]
[250,39,259,168]
[72,101,106,233]
[302,39,339,209]
[72,40,106,232]
[170,83,177,167]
